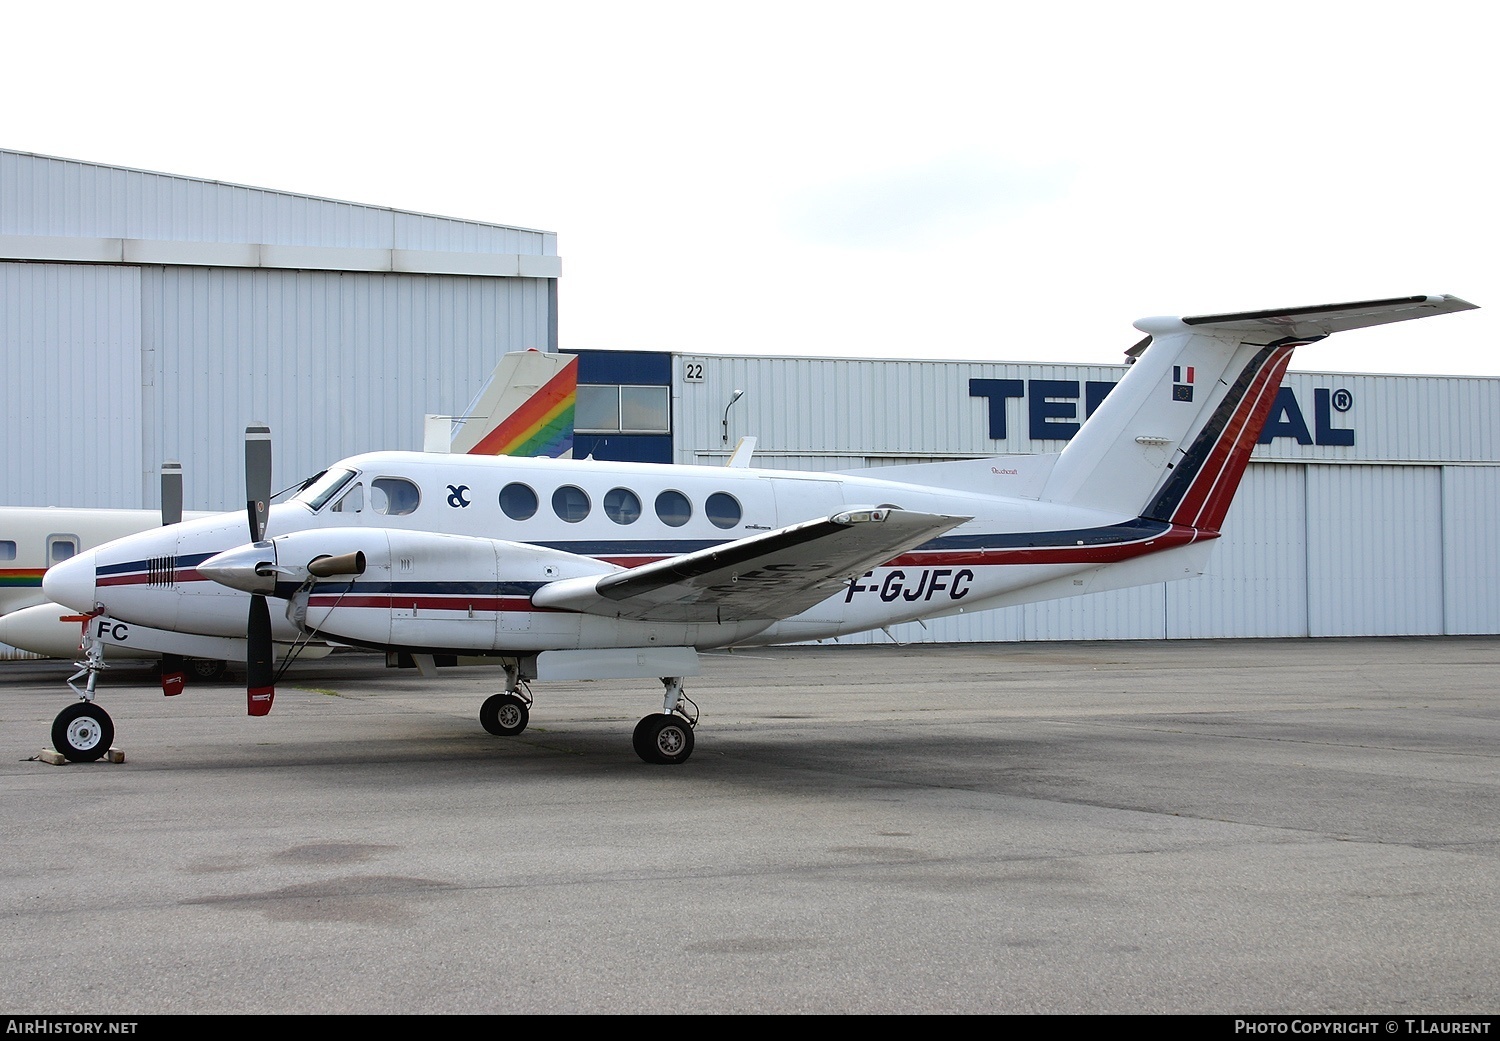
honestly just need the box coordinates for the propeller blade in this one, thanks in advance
[245,424,272,543]
[159,462,185,691]
[160,461,183,527]
[160,652,186,696]
[247,594,275,716]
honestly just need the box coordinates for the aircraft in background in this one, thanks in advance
[40,296,1476,765]
[437,349,577,458]
[0,350,579,667]
[0,466,224,673]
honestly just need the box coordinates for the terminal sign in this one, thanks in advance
[968,379,1354,446]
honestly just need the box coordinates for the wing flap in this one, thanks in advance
[532,508,969,623]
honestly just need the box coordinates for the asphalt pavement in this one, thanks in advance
[2,637,1497,1014]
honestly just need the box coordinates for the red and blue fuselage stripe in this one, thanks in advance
[88,518,1203,603]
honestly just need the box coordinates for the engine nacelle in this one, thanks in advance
[228,527,617,652]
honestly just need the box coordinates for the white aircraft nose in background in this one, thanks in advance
[43,551,97,614]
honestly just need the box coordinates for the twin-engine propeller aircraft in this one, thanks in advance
[41,295,1476,765]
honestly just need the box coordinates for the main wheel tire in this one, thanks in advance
[52,703,115,763]
[187,659,228,682]
[633,713,694,765]
[480,693,529,736]
[631,715,656,760]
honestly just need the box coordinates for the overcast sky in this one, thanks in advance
[6,1,1494,375]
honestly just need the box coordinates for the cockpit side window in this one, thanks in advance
[371,477,421,516]
[294,468,358,511]
[331,482,364,514]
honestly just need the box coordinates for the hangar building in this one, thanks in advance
[4,149,1495,644]
[0,148,559,513]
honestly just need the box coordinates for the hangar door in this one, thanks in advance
[1441,465,1500,634]
[1305,464,1443,637]
[0,263,143,508]
[1166,463,1309,639]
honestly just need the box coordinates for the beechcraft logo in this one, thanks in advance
[1172,365,1194,402]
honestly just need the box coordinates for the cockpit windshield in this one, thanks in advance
[292,467,358,511]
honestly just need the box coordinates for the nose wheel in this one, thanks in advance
[52,702,115,763]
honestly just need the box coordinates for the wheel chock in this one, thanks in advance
[36,747,126,765]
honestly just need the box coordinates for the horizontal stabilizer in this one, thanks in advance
[533,508,968,623]
[1166,294,1477,340]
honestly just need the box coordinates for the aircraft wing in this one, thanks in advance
[532,508,968,623]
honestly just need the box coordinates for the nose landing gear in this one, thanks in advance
[54,633,114,762]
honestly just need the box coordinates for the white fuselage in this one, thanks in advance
[44,451,1209,655]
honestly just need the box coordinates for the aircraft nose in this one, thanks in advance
[43,550,98,613]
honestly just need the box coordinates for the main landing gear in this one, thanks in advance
[479,664,531,736]
[633,676,696,765]
[188,658,229,682]
[476,669,699,765]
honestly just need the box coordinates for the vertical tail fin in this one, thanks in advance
[1041,295,1476,529]
[1138,340,1296,531]
[446,351,578,457]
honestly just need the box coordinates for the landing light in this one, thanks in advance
[833,509,887,525]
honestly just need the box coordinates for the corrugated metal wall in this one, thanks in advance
[0,150,558,512]
[1442,466,1500,634]
[1166,464,1309,639]
[0,263,142,508]
[141,266,552,510]
[680,353,1128,463]
[671,352,1500,642]
[1306,465,1444,637]
[677,354,1500,467]
[1,150,551,255]
[0,261,553,511]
